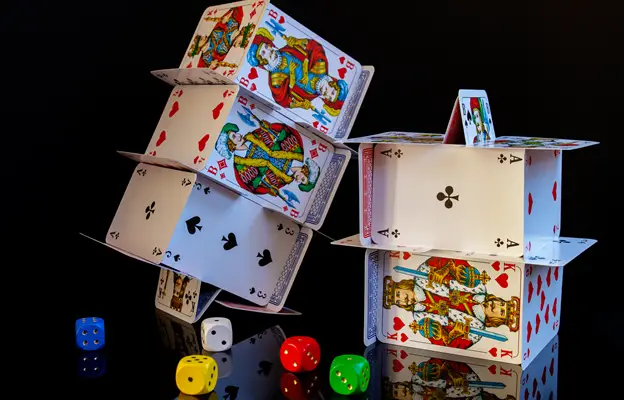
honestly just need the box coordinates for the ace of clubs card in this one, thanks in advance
[370,144,524,256]
[204,93,334,223]
[377,251,523,363]
[181,0,267,76]
[381,344,519,400]
[156,268,201,323]
[459,89,496,145]
[236,4,362,135]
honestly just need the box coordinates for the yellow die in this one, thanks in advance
[176,355,218,395]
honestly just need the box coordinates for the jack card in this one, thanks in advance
[458,89,496,145]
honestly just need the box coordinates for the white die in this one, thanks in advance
[202,351,233,378]
[201,317,233,352]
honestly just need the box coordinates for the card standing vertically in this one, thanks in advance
[156,268,200,323]
[164,174,300,306]
[106,164,195,264]
[371,144,524,256]
[458,89,495,145]
[377,251,523,363]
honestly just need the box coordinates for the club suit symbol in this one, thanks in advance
[145,201,156,219]
[437,186,459,209]
[498,154,507,163]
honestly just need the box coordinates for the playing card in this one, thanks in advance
[478,136,599,150]
[144,85,239,170]
[155,308,200,357]
[204,91,335,225]
[155,268,201,322]
[519,334,559,400]
[212,325,286,400]
[106,163,195,263]
[180,0,268,77]
[521,264,562,366]
[342,131,445,145]
[215,226,312,314]
[370,144,525,257]
[237,3,362,137]
[377,342,519,400]
[523,149,562,255]
[164,173,301,306]
[458,89,496,145]
[376,250,524,363]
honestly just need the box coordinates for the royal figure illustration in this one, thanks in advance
[384,257,520,349]
[468,98,491,143]
[188,6,256,69]
[246,27,349,117]
[383,358,516,399]
[215,121,320,207]
[170,273,190,312]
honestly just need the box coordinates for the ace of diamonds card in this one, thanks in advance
[374,250,523,363]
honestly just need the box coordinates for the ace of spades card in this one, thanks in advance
[375,343,519,400]
[457,89,496,145]
[204,92,334,224]
[371,144,524,256]
[376,251,523,363]
[180,0,267,77]
[236,3,362,137]
[212,325,286,400]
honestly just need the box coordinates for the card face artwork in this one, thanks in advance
[181,0,267,76]
[459,89,495,145]
[212,325,286,400]
[343,131,445,145]
[377,251,523,363]
[371,144,525,256]
[164,175,300,306]
[237,4,362,136]
[106,163,194,263]
[145,85,239,170]
[478,136,599,150]
[378,343,520,400]
[204,92,335,224]
[155,268,201,323]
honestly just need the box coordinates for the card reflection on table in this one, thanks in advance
[364,334,559,400]
[155,308,201,357]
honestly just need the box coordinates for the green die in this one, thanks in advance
[329,355,370,395]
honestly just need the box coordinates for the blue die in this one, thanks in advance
[75,317,105,350]
[77,352,106,378]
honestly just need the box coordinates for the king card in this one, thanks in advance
[376,250,523,363]
[204,92,335,224]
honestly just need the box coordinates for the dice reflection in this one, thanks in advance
[76,352,106,379]
[175,393,218,400]
[202,349,233,378]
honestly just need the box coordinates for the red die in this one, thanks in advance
[279,336,321,372]
[280,372,320,400]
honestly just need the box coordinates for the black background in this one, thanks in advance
[3,0,619,397]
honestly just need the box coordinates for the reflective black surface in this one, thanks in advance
[6,0,618,397]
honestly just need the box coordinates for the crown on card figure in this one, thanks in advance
[408,361,441,380]
[506,296,521,332]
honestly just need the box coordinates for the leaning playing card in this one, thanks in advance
[458,89,496,145]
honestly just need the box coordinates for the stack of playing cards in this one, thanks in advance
[82,0,374,321]
[332,89,598,366]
